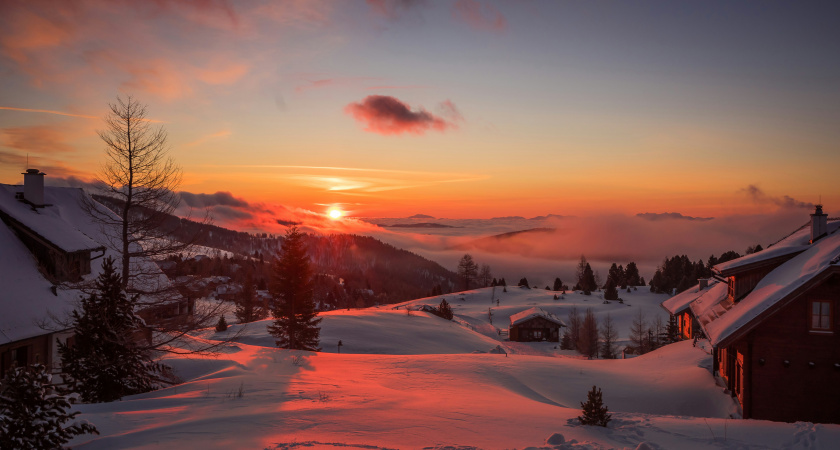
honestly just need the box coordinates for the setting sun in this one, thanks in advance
[328,208,343,219]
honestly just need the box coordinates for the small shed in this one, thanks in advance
[509,307,566,342]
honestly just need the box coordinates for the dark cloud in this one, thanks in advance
[210,205,253,221]
[345,95,456,135]
[636,212,714,222]
[179,191,249,208]
[741,185,814,209]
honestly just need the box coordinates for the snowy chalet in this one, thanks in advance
[0,170,182,376]
[509,307,566,342]
[663,205,840,423]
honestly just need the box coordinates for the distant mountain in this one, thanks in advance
[528,214,566,221]
[450,227,556,250]
[407,214,435,219]
[93,194,457,304]
[491,216,526,220]
[383,222,458,229]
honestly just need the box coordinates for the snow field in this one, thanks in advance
[69,287,840,449]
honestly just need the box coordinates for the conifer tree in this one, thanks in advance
[0,364,98,449]
[578,385,611,427]
[438,298,454,320]
[624,262,641,286]
[553,277,563,291]
[216,316,228,332]
[59,257,163,403]
[603,278,619,301]
[580,263,597,293]
[268,227,322,351]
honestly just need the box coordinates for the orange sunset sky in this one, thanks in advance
[1,1,838,228]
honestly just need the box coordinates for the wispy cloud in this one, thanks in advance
[636,212,714,222]
[345,95,460,135]
[0,106,98,119]
[452,0,507,33]
[185,130,231,147]
[741,185,814,209]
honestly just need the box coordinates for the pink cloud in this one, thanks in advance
[452,0,507,33]
[344,95,458,136]
[366,0,428,19]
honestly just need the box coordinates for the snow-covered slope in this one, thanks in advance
[69,287,840,449]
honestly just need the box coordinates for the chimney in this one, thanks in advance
[810,204,828,244]
[21,168,46,207]
[698,278,709,290]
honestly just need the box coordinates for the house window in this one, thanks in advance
[810,301,832,332]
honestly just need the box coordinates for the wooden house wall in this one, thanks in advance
[722,274,840,423]
[0,334,52,375]
[510,316,561,342]
[729,266,777,302]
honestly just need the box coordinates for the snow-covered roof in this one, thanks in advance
[0,185,103,253]
[0,184,173,344]
[688,281,731,331]
[703,228,840,346]
[509,307,566,327]
[661,280,720,315]
[713,220,840,275]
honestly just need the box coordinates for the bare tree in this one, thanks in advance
[478,264,492,288]
[579,308,599,359]
[457,254,478,290]
[84,95,225,354]
[629,309,648,354]
[599,313,617,359]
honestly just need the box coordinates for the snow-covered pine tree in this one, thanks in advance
[59,257,163,403]
[578,385,611,427]
[0,364,98,449]
[268,226,322,351]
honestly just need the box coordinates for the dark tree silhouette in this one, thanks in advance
[578,385,611,427]
[268,227,322,351]
[59,257,163,403]
[0,364,98,448]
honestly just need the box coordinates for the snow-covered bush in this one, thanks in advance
[0,364,98,449]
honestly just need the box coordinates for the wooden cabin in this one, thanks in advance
[697,205,840,423]
[661,279,725,340]
[509,307,566,342]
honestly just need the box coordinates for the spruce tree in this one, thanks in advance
[553,277,563,291]
[578,385,611,427]
[0,364,98,449]
[268,227,322,351]
[438,298,454,320]
[581,264,597,293]
[216,316,228,332]
[59,257,163,403]
[603,279,619,301]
